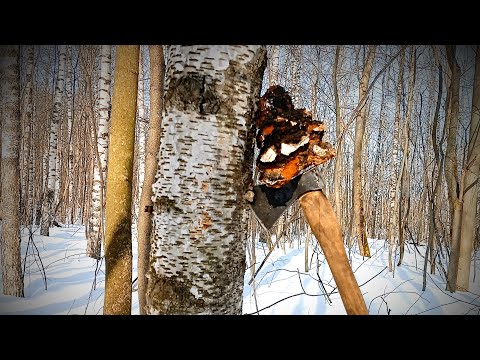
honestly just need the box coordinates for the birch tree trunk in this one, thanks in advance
[370,65,389,239]
[86,45,111,259]
[352,45,376,257]
[269,45,279,86]
[41,45,66,236]
[65,45,73,224]
[290,45,302,107]
[445,45,462,292]
[457,45,480,291]
[104,45,139,315]
[397,46,416,266]
[146,45,266,315]
[0,45,24,297]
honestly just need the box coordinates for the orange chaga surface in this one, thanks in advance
[255,85,335,188]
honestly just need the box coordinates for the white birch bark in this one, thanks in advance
[387,48,405,271]
[65,45,74,224]
[290,45,302,107]
[0,45,24,296]
[40,45,66,235]
[87,45,111,258]
[269,45,279,86]
[146,45,266,314]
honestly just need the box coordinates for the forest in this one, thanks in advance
[0,45,479,315]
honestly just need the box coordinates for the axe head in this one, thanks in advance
[249,170,324,230]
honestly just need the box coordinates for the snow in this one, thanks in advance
[0,225,479,315]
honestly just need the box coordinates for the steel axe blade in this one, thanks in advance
[249,170,324,230]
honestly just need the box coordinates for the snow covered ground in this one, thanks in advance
[0,224,479,315]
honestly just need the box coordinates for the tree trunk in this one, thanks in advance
[269,45,279,86]
[290,45,302,107]
[370,64,389,239]
[20,45,35,225]
[352,45,376,257]
[387,48,405,271]
[333,45,344,229]
[457,45,480,291]
[104,45,139,315]
[445,45,462,292]
[137,45,165,314]
[65,45,74,225]
[146,45,267,315]
[133,48,146,243]
[0,45,24,297]
[41,45,66,236]
[398,46,416,266]
[86,45,111,259]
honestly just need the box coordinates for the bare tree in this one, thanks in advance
[352,45,376,257]
[0,45,24,297]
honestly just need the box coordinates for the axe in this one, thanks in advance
[247,85,368,315]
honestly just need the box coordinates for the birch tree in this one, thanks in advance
[0,45,24,297]
[86,45,111,259]
[269,45,279,86]
[40,45,66,236]
[104,45,139,315]
[387,48,405,270]
[397,46,416,265]
[146,45,266,315]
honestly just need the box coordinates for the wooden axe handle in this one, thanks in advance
[299,190,368,315]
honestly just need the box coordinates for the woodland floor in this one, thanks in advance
[0,224,479,315]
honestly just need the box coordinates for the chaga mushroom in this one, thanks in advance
[255,85,335,188]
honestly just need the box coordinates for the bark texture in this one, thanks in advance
[0,45,24,297]
[103,45,139,315]
[146,45,266,315]
[137,45,165,314]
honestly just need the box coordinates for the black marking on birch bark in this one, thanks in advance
[157,196,183,214]
[165,74,220,115]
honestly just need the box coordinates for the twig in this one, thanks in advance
[67,299,76,315]
[29,231,48,290]
[248,233,284,285]
[405,292,425,315]
[84,256,104,315]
